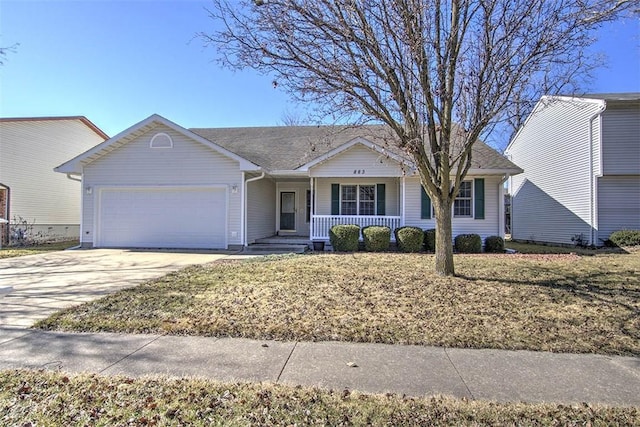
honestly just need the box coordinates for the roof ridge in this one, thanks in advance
[0,116,109,139]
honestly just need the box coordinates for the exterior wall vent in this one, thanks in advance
[150,132,173,148]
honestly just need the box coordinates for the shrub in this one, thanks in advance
[394,226,424,253]
[424,228,436,252]
[329,224,360,252]
[454,234,482,253]
[362,226,391,252]
[484,235,505,253]
[609,230,640,247]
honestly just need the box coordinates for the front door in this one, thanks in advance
[280,192,296,231]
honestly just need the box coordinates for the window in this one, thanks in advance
[306,190,312,223]
[150,132,173,148]
[341,185,357,215]
[341,184,375,215]
[454,181,472,217]
[421,179,484,220]
[359,185,375,215]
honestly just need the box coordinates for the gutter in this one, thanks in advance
[243,172,266,246]
[588,102,606,246]
[65,173,82,182]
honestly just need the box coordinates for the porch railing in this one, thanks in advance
[311,215,402,240]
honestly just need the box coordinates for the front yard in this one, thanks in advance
[36,251,640,356]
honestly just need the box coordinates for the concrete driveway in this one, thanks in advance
[0,249,232,328]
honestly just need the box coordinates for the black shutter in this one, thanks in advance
[474,178,485,219]
[376,184,385,215]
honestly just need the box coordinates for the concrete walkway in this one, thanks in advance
[1,249,639,407]
[0,249,232,327]
[0,327,638,406]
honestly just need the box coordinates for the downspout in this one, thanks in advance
[243,172,265,246]
[64,172,84,246]
[588,102,606,246]
[0,183,10,246]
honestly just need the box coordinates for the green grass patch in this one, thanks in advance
[36,252,640,356]
[1,369,636,426]
[0,240,79,259]
[505,241,626,255]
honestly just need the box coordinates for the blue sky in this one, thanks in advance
[1,0,639,138]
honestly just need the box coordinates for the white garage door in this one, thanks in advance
[97,187,227,249]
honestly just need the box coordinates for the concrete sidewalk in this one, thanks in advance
[1,327,638,407]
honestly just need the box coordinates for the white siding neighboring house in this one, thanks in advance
[505,94,640,246]
[0,117,108,245]
[56,114,522,250]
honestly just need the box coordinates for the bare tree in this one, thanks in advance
[279,109,309,126]
[201,0,635,276]
[0,43,19,66]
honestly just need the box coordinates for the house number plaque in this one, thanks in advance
[353,169,366,174]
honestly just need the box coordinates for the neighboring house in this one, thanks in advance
[55,114,522,250]
[0,117,108,245]
[505,93,640,246]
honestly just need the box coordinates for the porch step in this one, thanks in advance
[244,243,310,254]
[254,237,311,245]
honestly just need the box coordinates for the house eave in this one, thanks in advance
[296,137,411,171]
[465,167,524,176]
[268,170,309,178]
[54,114,260,175]
[407,167,523,176]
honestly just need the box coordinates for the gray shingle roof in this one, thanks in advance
[190,125,521,173]
[583,93,640,101]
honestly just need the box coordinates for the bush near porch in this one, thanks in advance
[362,225,391,252]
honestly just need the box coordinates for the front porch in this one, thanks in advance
[310,215,402,241]
[268,177,404,242]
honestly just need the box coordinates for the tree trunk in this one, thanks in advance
[434,198,455,276]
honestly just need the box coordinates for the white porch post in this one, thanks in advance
[401,176,406,227]
[498,177,505,238]
[310,177,314,240]
[240,171,246,246]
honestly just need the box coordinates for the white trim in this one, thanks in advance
[588,102,607,245]
[149,132,173,148]
[297,137,411,171]
[498,176,506,238]
[401,176,406,227]
[240,171,245,246]
[339,183,377,216]
[453,181,473,218]
[55,114,260,174]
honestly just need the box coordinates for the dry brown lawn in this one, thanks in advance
[0,240,79,259]
[1,369,636,426]
[36,251,640,356]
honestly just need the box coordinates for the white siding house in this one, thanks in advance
[56,114,522,250]
[0,117,108,245]
[505,94,640,246]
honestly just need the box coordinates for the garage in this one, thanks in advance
[96,186,227,249]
